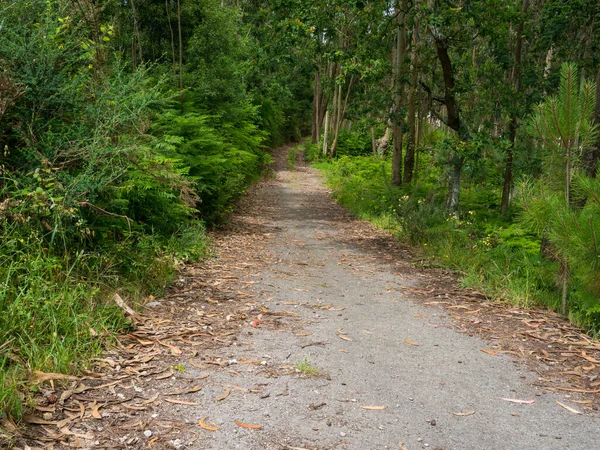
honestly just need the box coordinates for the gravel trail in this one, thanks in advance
[174,146,600,450]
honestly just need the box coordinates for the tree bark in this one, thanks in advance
[371,126,377,156]
[403,23,419,185]
[433,35,469,212]
[330,76,354,157]
[392,0,408,186]
[312,71,320,144]
[322,110,330,155]
[177,0,184,108]
[130,0,143,65]
[166,0,177,75]
[501,0,528,214]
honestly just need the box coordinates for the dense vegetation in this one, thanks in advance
[1,0,599,421]
[295,0,600,331]
[0,0,311,417]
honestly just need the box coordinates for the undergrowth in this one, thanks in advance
[312,149,596,331]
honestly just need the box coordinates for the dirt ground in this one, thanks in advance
[8,145,600,450]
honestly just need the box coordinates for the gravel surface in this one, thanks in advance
[168,147,600,450]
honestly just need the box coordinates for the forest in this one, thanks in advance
[0,0,599,421]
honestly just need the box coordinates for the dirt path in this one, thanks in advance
[15,146,600,450]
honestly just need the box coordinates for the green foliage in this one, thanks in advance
[151,105,269,223]
[316,154,562,327]
[317,156,397,221]
[335,130,372,157]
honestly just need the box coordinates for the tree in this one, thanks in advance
[526,63,599,315]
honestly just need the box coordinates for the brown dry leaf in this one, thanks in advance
[404,338,421,346]
[113,293,140,320]
[155,369,174,380]
[32,371,79,384]
[452,410,475,416]
[580,351,600,364]
[163,398,200,406]
[358,405,387,410]
[283,302,299,305]
[464,309,481,315]
[142,394,160,405]
[215,385,231,402]
[499,398,535,404]
[571,399,593,405]
[234,420,262,430]
[158,341,182,356]
[339,349,348,353]
[338,335,353,342]
[480,349,497,356]
[583,364,596,371]
[22,415,57,425]
[121,403,147,411]
[448,305,471,310]
[199,417,219,431]
[56,413,78,429]
[399,443,409,450]
[551,387,600,394]
[556,400,582,414]
[148,437,160,448]
[90,402,102,419]
[166,385,202,396]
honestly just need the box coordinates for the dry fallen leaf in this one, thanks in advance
[234,420,262,429]
[404,338,421,346]
[166,385,202,396]
[215,385,231,402]
[158,341,182,356]
[90,402,102,419]
[480,349,497,356]
[556,400,582,415]
[580,351,600,364]
[499,398,535,404]
[163,399,201,406]
[358,405,387,410]
[199,417,219,431]
[32,371,79,384]
[338,335,353,342]
[452,410,475,416]
[142,394,159,405]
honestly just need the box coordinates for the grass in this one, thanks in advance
[311,150,582,327]
[0,221,210,420]
[295,356,319,376]
[287,144,303,171]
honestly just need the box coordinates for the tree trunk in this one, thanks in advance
[166,0,177,75]
[446,156,464,212]
[177,0,184,108]
[433,34,469,211]
[130,0,143,65]
[330,76,354,157]
[322,110,330,155]
[403,23,419,185]
[312,71,320,144]
[371,127,377,156]
[391,0,408,186]
[501,0,528,214]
